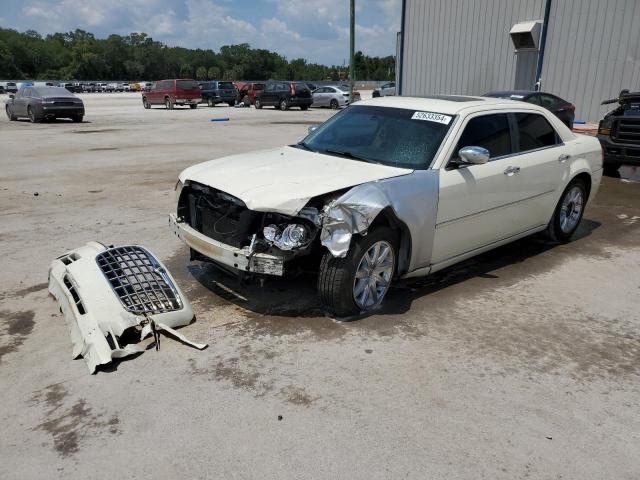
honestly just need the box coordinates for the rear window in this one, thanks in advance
[177,80,198,90]
[218,82,235,90]
[515,113,560,152]
[33,87,75,97]
[295,83,309,92]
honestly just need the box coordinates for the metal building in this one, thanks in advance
[397,0,640,122]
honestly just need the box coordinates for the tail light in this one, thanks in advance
[567,104,576,112]
[290,83,296,97]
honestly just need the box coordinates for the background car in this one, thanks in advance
[372,82,395,98]
[254,81,312,110]
[237,82,265,106]
[598,89,640,175]
[484,90,576,128]
[0,82,18,94]
[142,79,202,109]
[199,81,236,107]
[6,85,85,122]
[312,85,350,109]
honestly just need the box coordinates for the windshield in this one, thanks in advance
[218,82,235,90]
[302,105,454,169]
[177,80,199,90]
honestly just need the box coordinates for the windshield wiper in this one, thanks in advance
[295,141,314,151]
[323,148,371,163]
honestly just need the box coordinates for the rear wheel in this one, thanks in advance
[207,98,214,107]
[228,101,235,107]
[254,98,262,109]
[165,97,174,110]
[190,104,197,109]
[318,227,397,317]
[300,105,309,111]
[142,97,150,109]
[330,99,339,109]
[72,114,83,123]
[546,178,587,242]
[372,90,380,98]
[6,105,16,121]
[279,98,289,111]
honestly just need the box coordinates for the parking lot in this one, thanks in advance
[1,93,639,479]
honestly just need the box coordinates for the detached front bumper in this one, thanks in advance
[169,214,285,276]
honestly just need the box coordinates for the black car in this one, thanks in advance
[199,81,237,107]
[254,81,312,111]
[5,86,84,123]
[598,90,640,175]
[484,90,575,129]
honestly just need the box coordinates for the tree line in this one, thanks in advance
[0,28,395,82]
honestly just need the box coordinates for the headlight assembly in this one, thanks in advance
[263,223,309,250]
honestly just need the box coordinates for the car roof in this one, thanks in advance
[361,95,531,115]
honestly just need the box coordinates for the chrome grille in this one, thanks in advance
[615,118,640,144]
[96,246,182,314]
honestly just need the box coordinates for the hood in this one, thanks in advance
[179,146,412,216]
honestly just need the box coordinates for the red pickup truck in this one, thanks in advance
[142,79,202,109]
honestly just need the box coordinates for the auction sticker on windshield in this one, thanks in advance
[411,111,452,124]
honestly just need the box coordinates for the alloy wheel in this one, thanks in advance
[559,186,584,233]
[352,240,394,310]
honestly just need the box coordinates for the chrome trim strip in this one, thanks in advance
[436,189,556,228]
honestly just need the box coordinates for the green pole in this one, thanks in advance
[349,0,355,104]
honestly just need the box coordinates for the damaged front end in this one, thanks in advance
[49,242,206,373]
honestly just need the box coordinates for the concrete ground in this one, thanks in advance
[0,93,639,480]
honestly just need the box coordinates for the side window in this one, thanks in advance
[515,113,560,152]
[453,114,513,160]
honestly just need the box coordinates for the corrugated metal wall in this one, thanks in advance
[542,0,640,122]
[400,0,640,122]
[401,0,545,97]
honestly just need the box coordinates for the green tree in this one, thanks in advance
[196,66,208,80]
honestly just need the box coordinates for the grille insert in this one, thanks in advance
[96,246,182,314]
[615,118,640,144]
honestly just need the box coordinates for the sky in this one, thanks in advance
[1,0,402,65]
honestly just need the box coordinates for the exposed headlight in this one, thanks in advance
[175,180,184,202]
[263,223,309,250]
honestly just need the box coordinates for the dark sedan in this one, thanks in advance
[5,86,85,123]
[483,90,575,128]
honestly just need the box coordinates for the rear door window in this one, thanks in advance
[453,113,513,159]
[515,113,561,152]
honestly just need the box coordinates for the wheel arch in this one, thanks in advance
[369,207,413,276]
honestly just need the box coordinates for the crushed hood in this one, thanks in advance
[179,146,412,215]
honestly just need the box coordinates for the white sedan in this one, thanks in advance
[170,95,602,317]
[311,86,350,109]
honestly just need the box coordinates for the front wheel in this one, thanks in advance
[228,101,235,107]
[330,99,339,109]
[207,98,214,107]
[279,98,289,111]
[318,227,397,317]
[6,105,16,121]
[165,97,174,110]
[28,106,40,123]
[545,179,587,242]
[142,97,150,109]
[254,98,262,109]
[190,104,197,109]
[300,105,309,111]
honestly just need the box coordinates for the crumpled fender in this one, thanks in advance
[319,170,440,274]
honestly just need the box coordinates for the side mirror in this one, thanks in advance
[308,124,320,134]
[458,146,490,165]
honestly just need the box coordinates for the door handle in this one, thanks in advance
[558,154,571,162]
[503,166,520,176]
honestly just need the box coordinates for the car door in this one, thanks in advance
[12,88,26,116]
[317,87,330,106]
[261,83,274,105]
[510,111,568,228]
[148,82,159,104]
[432,112,529,266]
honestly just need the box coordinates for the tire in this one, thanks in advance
[142,97,150,109]
[300,105,309,111]
[28,106,40,123]
[207,98,214,107]
[372,91,380,98]
[228,101,235,107]
[279,98,289,111]
[318,227,397,317]
[190,104,197,109]
[545,178,587,243]
[6,105,16,121]
[242,95,250,107]
[73,114,83,123]
[330,99,339,109]
[254,98,262,109]
[165,97,174,110]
